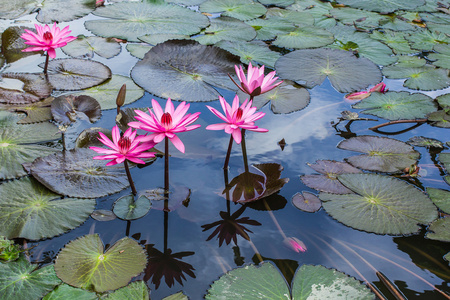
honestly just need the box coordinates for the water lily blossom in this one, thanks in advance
[345,82,388,102]
[90,125,156,166]
[21,23,76,59]
[128,98,201,153]
[206,95,268,144]
[231,62,283,98]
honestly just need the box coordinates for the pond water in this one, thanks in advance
[0,0,449,299]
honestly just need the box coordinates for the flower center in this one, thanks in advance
[161,112,172,128]
[43,31,53,43]
[118,136,131,153]
[235,108,243,121]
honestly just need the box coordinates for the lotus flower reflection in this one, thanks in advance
[21,23,76,59]
[129,98,201,153]
[90,125,156,166]
[206,95,268,144]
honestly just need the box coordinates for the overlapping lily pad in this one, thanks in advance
[54,234,147,292]
[330,7,384,29]
[206,262,374,299]
[1,26,42,63]
[0,73,52,105]
[337,136,420,173]
[51,94,101,125]
[370,30,416,55]
[131,40,241,102]
[0,177,95,240]
[301,160,362,194]
[35,0,96,23]
[30,148,129,198]
[61,35,121,59]
[6,97,53,124]
[85,2,209,42]
[275,48,382,92]
[427,110,450,128]
[75,127,113,148]
[320,173,438,234]
[352,91,436,120]
[126,43,153,59]
[104,281,149,300]
[257,0,294,7]
[42,283,97,300]
[406,29,450,51]
[408,136,444,148]
[245,18,296,41]
[163,292,189,300]
[426,218,450,242]
[0,111,61,180]
[200,0,267,21]
[273,26,335,49]
[44,59,112,91]
[382,65,450,91]
[194,17,256,45]
[0,257,61,300]
[265,8,315,26]
[138,34,190,46]
[335,0,425,13]
[0,0,36,19]
[427,188,450,213]
[428,44,450,69]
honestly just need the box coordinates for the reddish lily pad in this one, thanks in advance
[292,191,322,212]
[51,94,101,125]
[0,73,52,105]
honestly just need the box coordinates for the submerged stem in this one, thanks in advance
[369,119,427,130]
[240,129,249,173]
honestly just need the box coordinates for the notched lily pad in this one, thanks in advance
[382,65,450,91]
[407,136,444,149]
[30,148,129,198]
[337,136,420,173]
[131,40,241,102]
[51,94,101,125]
[6,97,54,124]
[43,59,112,91]
[273,26,335,50]
[61,35,121,59]
[54,234,147,293]
[35,0,96,23]
[426,218,450,242]
[320,173,438,235]
[194,17,257,46]
[292,191,321,212]
[113,194,152,220]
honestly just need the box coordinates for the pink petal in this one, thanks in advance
[169,134,185,153]
[231,128,242,144]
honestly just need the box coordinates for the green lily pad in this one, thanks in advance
[194,17,256,45]
[126,43,153,59]
[330,7,384,29]
[163,292,188,300]
[113,194,152,220]
[35,0,96,23]
[352,91,436,120]
[54,234,147,293]
[426,187,450,213]
[407,136,444,148]
[70,75,144,110]
[104,281,149,300]
[320,173,438,234]
[292,191,321,213]
[275,48,382,92]
[0,177,95,240]
[238,80,309,114]
[85,2,209,42]
[337,135,420,173]
[429,44,450,69]
[51,94,101,125]
[75,127,113,148]
[436,93,450,110]
[42,283,97,300]
[215,40,281,69]
[335,0,425,13]
[206,262,374,299]
[265,8,315,26]
[0,257,61,300]
[61,35,121,59]
[44,59,112,91]
[378,12,420,31]
[285,0,334,28]
[382,65,450,91]
[30,148,129,198]
[166,0,206,5]
[90,210,117,222]
[200,0,267,21]
[273,26,334,49]
[1,26,43,63]
[426,218,450,242]
[301,160,362,194]
[131,39,241,102]
[6,97,53,124]
[393,55,427,67]
[427,110,450,128]
[370,30,416,55]
[0,111,61,180]
[138,34,190,46]
[0,0,36,19]
[245,18,296,41]
[257,0,294,7]
[0,73,53,105]
[327,25,397,66]
[405,29,450,51]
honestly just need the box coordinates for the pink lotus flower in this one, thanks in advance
[128,98,201,153]
[206,95,268,144]
[90,125,156,166]
[345,82,388,102]
[21,23,76,58]
[231,62,283,97]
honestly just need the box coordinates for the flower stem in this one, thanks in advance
[61,131,66,152]
[43,52,49,74]
[223,135,234,170]
[124,160,137,196]
[240,129,249,173]
[369,119,427,130]
[164,137,169,212]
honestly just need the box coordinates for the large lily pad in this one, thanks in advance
[335,0,425,13]
[352,91,437,120]
[104,281,149,300]
[206,262,374,299]
[85,2,209,42]
[273,26,334,50]
[275,48,382,92]
[61,35,121,59]
[406,29,450,51]
[194,17,256,45]
[51,94,101,125]
[0,73,52,105]
[301,160,362,194]
[42,283,97,300]
[320,174,438,235]
[35,0,96,23]
[330,7,384,30]
[131,40,241,102]
[0,177,95,240]
[337,136,420,173]
[0,111,61,180]
[54,234,147,293]
[200,0,267,21]
[382,65,450,91]
[30,148,129,198]
[0,257,61,300]
[245,18,296,41]
[426,218,450,242]
[265,8,315,26]
[44,59,112,91]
